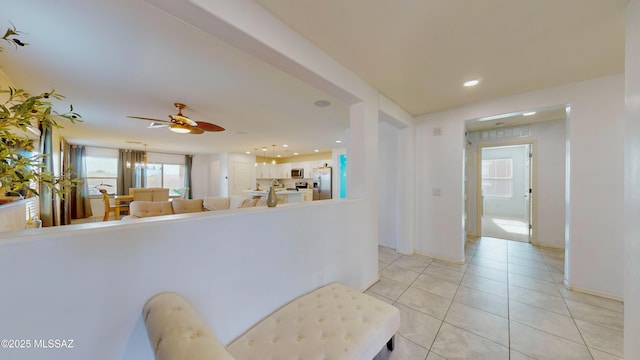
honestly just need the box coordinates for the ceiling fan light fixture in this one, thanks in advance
[169,123,192,134]
[170,114,197,127]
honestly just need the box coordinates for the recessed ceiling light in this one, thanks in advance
[523,112,536,116]
[314,149,319,152]
[282,144,288,148]
[463,79,480,87]
[277,155,281,158]
[335,140,342,143]
[245,151,251,154]
[314,100,331,107]
[293,152,299,155]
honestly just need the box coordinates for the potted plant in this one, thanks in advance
[0,24,81,202]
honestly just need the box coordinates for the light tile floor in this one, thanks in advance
[371,237,624,360]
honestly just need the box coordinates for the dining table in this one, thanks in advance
[114,194,133,219]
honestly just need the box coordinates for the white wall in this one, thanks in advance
[416,74,625,297]
[378,121,400,249]
[466,119,566,248]
[0,200,376,360]
[625,1,640,358]
[414,113,466,262]
[191,154,211,199]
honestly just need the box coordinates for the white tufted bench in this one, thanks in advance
[143,283,400,360]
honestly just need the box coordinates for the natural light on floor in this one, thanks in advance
[491,217,529,235]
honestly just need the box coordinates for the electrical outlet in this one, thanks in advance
[433,127,442,136]
[432,188,442,196]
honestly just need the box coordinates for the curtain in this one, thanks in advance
[61,139,71,225]
[38,124,55,227]
[184,155,193,199]
[118,149,145,195]
[68,145,93,219]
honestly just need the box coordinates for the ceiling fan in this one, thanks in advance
[128,103,225,134]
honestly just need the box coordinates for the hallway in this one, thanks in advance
[370,237,623,359]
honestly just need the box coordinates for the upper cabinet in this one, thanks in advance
[257,159,331,179]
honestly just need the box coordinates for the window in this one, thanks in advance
[482,158,513,197]
[85,148,119,196]
[143,163,185,196]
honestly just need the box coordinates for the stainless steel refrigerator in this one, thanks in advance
[312,167,332,200]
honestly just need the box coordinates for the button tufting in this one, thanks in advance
[190,332,200,340]
[248,340,254,346]
[297,336,303,342]
[272,337,278,343]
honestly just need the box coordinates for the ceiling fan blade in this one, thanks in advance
[188,126,205,135]
[128,116,172,124]
[196,121,225,132]
[147,122,169,128]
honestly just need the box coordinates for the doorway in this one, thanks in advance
[479,144,533,242]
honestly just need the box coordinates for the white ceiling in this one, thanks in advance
[254,0,628,115]
[0,0,628,155]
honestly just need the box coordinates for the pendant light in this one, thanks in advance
[262,147,267,165]
[254,148,258,167]
[271,144,276,165]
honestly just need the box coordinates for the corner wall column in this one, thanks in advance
[625,0,640,358]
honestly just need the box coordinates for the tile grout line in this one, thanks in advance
[538,245,597,360]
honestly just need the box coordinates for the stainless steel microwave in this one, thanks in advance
[291,168,304,178]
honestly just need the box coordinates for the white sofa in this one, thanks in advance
[122,196,267,220]
[143,283,400,360]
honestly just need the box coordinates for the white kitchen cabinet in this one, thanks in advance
[258,163,276,179]
[299,189,313,202]
[278,163,291,179]
[302,162,314,178]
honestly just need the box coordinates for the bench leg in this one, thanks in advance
[386,335,395,351]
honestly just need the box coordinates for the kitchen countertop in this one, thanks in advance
[242,189,304,195]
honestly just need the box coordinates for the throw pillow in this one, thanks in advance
[240,199,258,208]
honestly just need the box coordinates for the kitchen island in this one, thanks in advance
[242,189,312,203]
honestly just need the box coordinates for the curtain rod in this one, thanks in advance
[63,142,193,157]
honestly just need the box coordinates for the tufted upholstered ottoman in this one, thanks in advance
[143,283,400,360]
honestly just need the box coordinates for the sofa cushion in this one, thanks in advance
[130,201,173,218]
[203,197,231,211]
[172,199,204,214]
[143,292,236,360]
[240,199,258,208]
[229,195,245,209]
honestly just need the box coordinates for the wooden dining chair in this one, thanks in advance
[99,189,128,221]
[180,187,189,199]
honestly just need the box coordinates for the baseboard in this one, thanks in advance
[563,280,624,302]
[360,275,381,292]
[532,241,565,250]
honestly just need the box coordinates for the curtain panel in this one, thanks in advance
[184,155,193,199]
[68,145,93,219]
[118,149,145,195]
[38,124,55,227]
